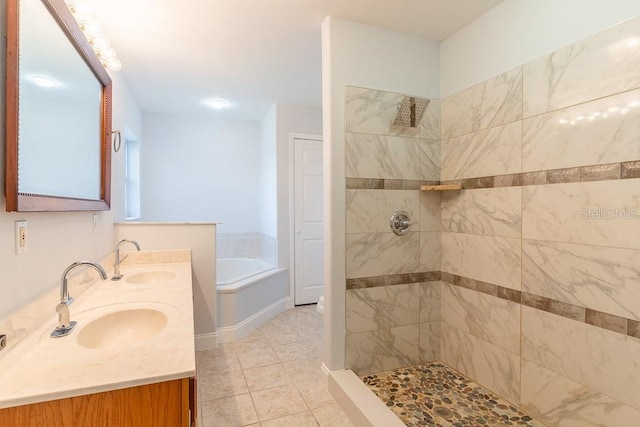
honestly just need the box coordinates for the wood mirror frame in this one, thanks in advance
[5,0,112,212]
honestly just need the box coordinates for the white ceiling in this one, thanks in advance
[84,0,503,121]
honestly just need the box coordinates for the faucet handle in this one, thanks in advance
[57,296,75,310]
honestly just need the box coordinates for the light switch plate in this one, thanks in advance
[15,220,27,254]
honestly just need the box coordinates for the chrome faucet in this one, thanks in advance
[111,239,141,280]
[51,261,107,338]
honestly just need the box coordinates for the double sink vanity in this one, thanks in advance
[0,248,197,426]
[2,1,199,425]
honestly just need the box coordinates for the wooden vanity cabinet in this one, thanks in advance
[0,377,197,427]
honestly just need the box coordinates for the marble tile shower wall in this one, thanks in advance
[344,86,442,375]
[217,232,276,266]
[440,15,640,427]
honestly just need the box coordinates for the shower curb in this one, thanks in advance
[327,369,404,427]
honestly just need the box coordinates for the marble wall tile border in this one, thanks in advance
[348,160,640,191]
[585,309,627,334]
[439,159,640,190]
[622,161,640,179]
[441,272,519,303]
[346,271,441,290]
[441,272,640,341]
[628,320,640,339]
[346,178,439,190]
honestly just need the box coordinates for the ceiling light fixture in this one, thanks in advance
[64,0,122,71]
[205,99,228,109]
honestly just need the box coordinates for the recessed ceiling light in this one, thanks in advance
[27,74,60,88]
[205,99,228,109]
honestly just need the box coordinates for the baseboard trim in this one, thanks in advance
[194,332,218,351]
[216,297,289,343]
[320,362,331,388]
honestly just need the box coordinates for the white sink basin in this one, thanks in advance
[125,271,176,284]
[77,309,167,349]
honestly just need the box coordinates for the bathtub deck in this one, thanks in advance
[362,362,542,427]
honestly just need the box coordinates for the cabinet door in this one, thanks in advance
[189,377,197,427]
[0,379,190,427]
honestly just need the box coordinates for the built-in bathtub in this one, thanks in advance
[216,258,288,343]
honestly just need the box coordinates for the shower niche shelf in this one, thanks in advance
[420,184,462,191]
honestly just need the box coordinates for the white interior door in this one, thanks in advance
[294,137,323,305]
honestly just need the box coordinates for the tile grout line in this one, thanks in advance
[258,324,325,425]
[519,93,525,403]
[196,306,335,426]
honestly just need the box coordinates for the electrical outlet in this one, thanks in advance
[15,220,27,254]
[93,214,98,233]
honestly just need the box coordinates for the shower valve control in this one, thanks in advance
[390,210,416,236]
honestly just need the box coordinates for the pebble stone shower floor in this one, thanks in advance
[362,362,544,427]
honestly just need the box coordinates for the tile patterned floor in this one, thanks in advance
[196,305,354,427]
[362,363,543,427]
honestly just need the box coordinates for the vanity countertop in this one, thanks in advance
[0,250,195,409]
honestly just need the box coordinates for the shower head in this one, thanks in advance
[391,96,430,131]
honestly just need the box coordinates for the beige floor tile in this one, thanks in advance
[199,370,248,401]
[248,322,271,337]
[201,393,259,427]
[282,359,326,384]
[197,349,242,376]
[237,346,280,369]
[271,341,307,362]
[243,362,290,391]
[234,335,272,352]
[197,306,354,427]
[306,329,324,343]
[312,403,354,427]
[251,383,309,421]
[261,411,319,427]
[296,380,334,409]
[196,346,235,363]
[272,341,323,362]
[264,330,308,346]
[197,346,233,359]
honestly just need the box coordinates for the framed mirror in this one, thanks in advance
[5,0,112,212]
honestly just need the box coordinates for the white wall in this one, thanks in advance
[321,17,441,370]
[0,0,142,320]
[140,114,260,232]
[441,0,640,97]
[259,105,278,238]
